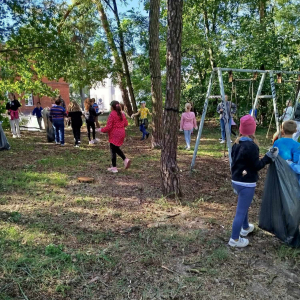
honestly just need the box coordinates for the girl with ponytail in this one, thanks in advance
[99,100,131,173]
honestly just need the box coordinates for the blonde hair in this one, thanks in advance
[84,98,92,111]
[283,120,297,135]
[185,103,191,111]
[68,101,81,112]
[234,134,259,146]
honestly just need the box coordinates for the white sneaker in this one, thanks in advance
[186,147,191,151]
[220,140,225,144]
[12,135,17,138]
[94,138,100,143]
[78,140,81,144]
[60,144,65,146]
[107,167,118,173]
[17,134,21,138]
[55,142,60,145]
[228,237,249,248]
[124,158,131,169]
[74,145,80,148]
[240,224,254,237]
[219,138,223,141]
[89,140,95,145]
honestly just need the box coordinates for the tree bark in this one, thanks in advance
[203,2,215,69]
[79,87,85,110]
[160,0,183,198]
[149,0,163,148]
[111,0,138,123]
[93,0,133,116]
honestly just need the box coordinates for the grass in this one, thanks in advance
[0,122,298,299]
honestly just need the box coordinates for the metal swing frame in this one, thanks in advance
[190,67,300,172]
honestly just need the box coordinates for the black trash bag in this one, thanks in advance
[42,109,55,143]
[259,156,300,247]
[0,123,10,150]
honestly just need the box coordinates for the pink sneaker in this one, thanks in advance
[107,167,118,173]
[124,158,131,169]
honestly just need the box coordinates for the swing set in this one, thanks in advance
[190,67,300,171]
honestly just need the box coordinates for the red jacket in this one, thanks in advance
[101,110,128,146]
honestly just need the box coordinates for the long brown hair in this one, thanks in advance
[110,100,123,120]
[234,134,259,146]
[68,101,81,112]
[84,98,92,111]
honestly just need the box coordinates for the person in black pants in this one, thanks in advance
[83,98,101,145]
[67,101,83,147]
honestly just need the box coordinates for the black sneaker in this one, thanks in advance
[146,133,150,139]
[141,137,145,141]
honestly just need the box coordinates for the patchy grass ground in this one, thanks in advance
[1,121,300,300]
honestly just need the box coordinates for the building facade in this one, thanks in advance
[19,78,70,114]
[89,78,122,112]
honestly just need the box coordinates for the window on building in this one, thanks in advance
[25,94,34,106]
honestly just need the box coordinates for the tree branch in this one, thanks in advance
[58,1,82,34]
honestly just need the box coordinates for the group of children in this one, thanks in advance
[6,93,300,248]
[48,98,131,173]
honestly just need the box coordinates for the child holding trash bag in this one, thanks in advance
[229,115,278,248]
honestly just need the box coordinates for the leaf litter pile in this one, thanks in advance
[0,124,300,300]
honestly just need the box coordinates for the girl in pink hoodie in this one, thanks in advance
[180,103,198,150]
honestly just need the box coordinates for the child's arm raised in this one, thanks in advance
[248,144,277,171]
[131,111,140,118]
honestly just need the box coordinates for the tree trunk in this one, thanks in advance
[111,0,138,116]
[203,2,215,69]
[160,0,183,198]
[93,0,133,116]
[79,87,85,110]
[149,0,163,148]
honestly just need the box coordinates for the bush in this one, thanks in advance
[0,94,9,129]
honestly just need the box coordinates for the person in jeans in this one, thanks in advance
[32,102,43,130]
[6,93,21,138]
[180,103,198,150]
[229,115,278,248]
[99,100,131,173]
[91,98,101,128]
[68,101,83,147]
[217,95,237,144]
[83,98,100,145]
[131,101,152,140]
[50,99,67,146]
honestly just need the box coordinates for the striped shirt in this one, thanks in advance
[50,105,66,120]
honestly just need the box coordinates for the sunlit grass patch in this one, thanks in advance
[0,170,68,192]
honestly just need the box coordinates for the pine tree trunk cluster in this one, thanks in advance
[160,0,183,198]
